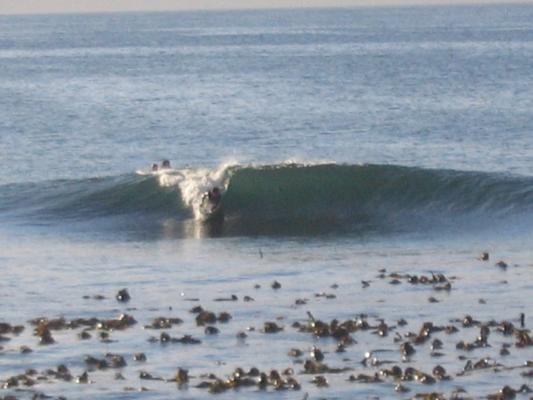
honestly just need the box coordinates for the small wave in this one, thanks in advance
[0,173,184,220]
[1,163,532,237]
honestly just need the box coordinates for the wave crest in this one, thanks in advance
[1,162,532,236]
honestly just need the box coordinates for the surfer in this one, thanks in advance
[161,160,171,169]
[199,187,224,222]
[207,187,222,208]
[151,163,159,172]
[201,187,222,211]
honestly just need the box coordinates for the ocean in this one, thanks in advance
[0,5,532,399]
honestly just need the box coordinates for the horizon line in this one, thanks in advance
[0,0,530,17]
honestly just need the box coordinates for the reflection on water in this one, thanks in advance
[161,218,225,239]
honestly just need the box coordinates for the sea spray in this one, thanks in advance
[172,162,236,220]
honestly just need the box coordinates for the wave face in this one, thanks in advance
[1,163,532,237]
[0,174,183,220]
[221,164,533,235]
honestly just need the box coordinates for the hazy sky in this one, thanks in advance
[0,0,526,15]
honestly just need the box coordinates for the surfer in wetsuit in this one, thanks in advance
[161,160,171,169]
[208,187,222,208]
[200,187,224,224]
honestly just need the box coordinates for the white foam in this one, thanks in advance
[148,162,237,220]
[135,168,181,177]
[141,160,338,220]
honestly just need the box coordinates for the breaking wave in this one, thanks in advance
[1,163,532,237]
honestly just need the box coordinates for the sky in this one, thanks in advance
[0,0,527,15]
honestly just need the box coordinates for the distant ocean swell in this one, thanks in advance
[1,163,532,235]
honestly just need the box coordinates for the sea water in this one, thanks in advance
[0,5,532,399]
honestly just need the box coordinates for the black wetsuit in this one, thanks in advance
[208,192,221,207]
